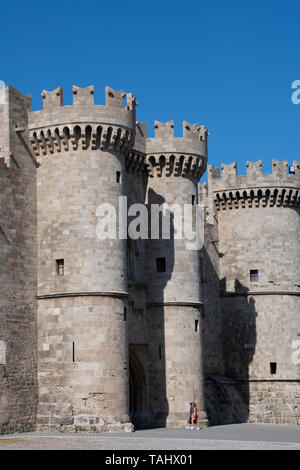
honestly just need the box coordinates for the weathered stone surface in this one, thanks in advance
[0,86,38,434]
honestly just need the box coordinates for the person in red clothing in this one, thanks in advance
[186,402,194,429]
[192,402,200,430]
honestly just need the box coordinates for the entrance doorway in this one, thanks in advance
[129,349,147,428]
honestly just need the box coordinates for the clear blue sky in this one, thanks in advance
[1,0,299,180]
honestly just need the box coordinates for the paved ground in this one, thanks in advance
[0,424,299,450]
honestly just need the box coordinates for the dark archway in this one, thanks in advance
[129,349,148,428]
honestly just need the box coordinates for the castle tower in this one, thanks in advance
[207,160,300,424]
[144,121,209,427]
[0,86,38,432]
[29,85,137,432]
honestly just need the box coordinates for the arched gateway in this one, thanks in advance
[129,349,148,428]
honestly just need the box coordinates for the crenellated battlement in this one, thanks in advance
[152,120,174,139]
[145,120,208,181]
[38,85,137,112]
[72,85,94,105]
[41,87,63,109]
[206,160,300,210]
[209,160,300,182]
[29,85,138,156]
[147,120,209,155]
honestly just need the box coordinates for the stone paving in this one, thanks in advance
[0,424,299,450]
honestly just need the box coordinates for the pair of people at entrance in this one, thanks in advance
[187,401,200,430]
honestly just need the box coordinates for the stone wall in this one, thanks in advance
[199,183,224,376]
[205,380,300,426]
[0,87,38,433]
[37,295,131,432]
[247,381,300,425]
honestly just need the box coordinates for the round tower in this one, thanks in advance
[145,120,209,427]
[208,159,300,424]
[29,85,137,432]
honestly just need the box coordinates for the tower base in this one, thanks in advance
[36,414,134,433]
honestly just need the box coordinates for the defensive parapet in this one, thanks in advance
[28,85,137,158]
[207,160,300,210]
[146,120,208,181]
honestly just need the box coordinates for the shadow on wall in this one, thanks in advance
[129,196,258,427]
[200,236,224,377]
[136,187,175,428]
[129,346,149,428]
[204,277,257,425]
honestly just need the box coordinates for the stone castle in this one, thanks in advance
[0,84,299,433]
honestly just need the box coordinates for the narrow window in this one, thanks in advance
[195,320,199,332]
[56,259,64,276]
[192,195,196,206]
[270,362,277,375]
[159,345,162,360]
[250,269,258,282]
[124,307,127,321]
[156,257,166,273]
[116,171,121,183]
[72,342,75,362]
